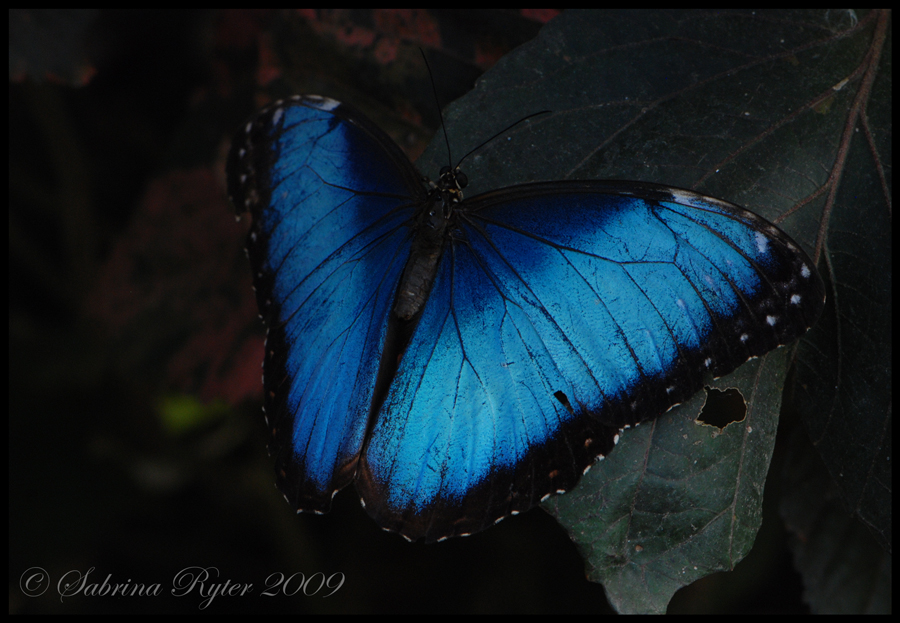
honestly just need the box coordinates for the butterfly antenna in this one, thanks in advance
[455,110,550,169]
[420,49,551,172]
[420,49,454,169]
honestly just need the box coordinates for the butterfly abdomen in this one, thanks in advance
[394,196,451,321]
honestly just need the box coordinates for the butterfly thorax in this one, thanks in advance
[392,166,467,320]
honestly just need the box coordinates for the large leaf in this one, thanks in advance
[416,9,890,613]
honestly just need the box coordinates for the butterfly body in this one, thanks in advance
[227,95,824,542]
[393,167,461,321]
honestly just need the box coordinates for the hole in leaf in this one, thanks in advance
[697,387,746,429]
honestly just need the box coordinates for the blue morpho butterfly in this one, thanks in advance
[227,94,824,543]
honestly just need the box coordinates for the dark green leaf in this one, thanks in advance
[417,8,889,613]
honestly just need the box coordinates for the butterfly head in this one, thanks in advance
[436,165,467,216]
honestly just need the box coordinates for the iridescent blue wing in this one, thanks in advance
[227,96,425,514]
[357,181,824,542]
